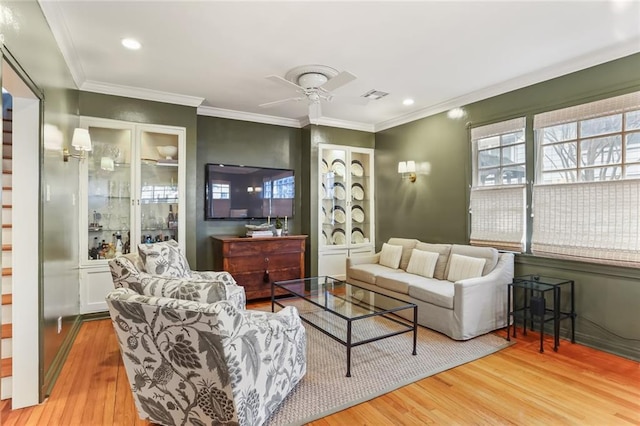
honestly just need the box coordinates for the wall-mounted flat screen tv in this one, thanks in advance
[205,164,294,220]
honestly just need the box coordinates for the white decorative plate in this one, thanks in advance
[352,183,364,201]
[352,205,365,223]
[333,182,346,200]
[352,228,365,244]
[322,206,327,224]
[322,230,328,245]
[332,206,346,224]
[321,183,327,199]
[331,159,346,177]
[321,159,329,174]
[332,228,346,245]
[351,160,364,177]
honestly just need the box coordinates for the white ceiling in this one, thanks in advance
[40,1,640,132]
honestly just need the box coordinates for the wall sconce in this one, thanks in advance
[398,161,417,182]
[63,128,92,162]
[247,186,263,194]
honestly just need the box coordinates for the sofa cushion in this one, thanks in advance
[406,249,439,278]
[349,263,400,284]
[446,254,486,282]
[414,242,452,280]
[379,243,403,269]
[445,245,498,277]
[376,272,412,294]
[137,240,192,278]
[407,277,455,309]
[387,238,419,270]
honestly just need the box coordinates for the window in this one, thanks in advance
[210,182,230,200]
[470,117,527,251]
[532,91,640,267]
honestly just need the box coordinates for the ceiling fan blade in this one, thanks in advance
[259,97,305,108]
[309,102,322,120]
[319,70,357,92]
[328,94,370,106]
[266,75,303,92]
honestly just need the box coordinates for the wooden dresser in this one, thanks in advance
[211,235,307,301]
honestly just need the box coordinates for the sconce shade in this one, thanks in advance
[398,161,407,174]
[406,160,416,173]
[398,160,417,183]
[247,187,254,193]
[72,128,92,152]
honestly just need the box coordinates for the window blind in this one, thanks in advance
[532,180,640,267]
[534,91,640,129]
[471,117,526,141]
[470,185,526,252]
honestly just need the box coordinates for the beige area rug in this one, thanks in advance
[266,311,511,426]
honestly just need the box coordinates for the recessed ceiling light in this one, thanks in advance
[403,99,414,106]
[121,38,141,50]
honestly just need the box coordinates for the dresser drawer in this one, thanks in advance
[223,238,303,257]
[233,267,302,300]
[224,253,301,274]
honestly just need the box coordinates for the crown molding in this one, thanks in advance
[375,38,640,132]
[38,0,86,88]
[302,116,375,133]
[197,106,302,128]
[81,81,204,107]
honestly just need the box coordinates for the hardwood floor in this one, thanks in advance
[1,314,638,425]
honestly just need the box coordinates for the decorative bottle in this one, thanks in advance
[167,205,175,229]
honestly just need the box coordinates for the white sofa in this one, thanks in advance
[346,238,514,340]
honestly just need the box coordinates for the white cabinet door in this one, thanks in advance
[318,249,349,280]
[79,266,113,314]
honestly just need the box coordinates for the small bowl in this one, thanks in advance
[157,145,178,159]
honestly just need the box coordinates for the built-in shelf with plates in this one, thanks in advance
[318,144,375,278]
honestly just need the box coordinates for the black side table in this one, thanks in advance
[507,275,576,353]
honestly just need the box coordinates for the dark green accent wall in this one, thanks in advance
[195,116,302,270]
[375,53,640,360]
[78,92,198,263]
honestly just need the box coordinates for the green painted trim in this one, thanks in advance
[515,254,640,280]
[42,315,83,397]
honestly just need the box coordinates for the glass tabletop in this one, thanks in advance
[273,276,415,320]
[513,275,573,286]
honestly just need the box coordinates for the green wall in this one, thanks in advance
[78,92,198,264]
[375,53,640,360]
[1,0,81,398]
[195,116,302,270]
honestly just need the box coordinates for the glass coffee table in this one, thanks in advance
[272,276,417,377]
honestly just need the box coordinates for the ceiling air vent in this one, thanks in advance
[361,90,389,100]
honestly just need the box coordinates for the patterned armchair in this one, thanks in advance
[109,240,246,310]
[106,287,307,426]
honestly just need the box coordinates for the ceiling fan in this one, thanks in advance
[259,65,368,122]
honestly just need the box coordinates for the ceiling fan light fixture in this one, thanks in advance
[362,90,389,100]
[297,72,329,89]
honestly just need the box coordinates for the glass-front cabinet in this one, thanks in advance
[79,117,186,313]
[318,144,375,278]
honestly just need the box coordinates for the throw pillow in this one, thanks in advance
[446,254,486,282]
[406,249,440,278]
[138,239,191,278]
[379,243,403,269]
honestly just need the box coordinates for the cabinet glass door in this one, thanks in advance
[320,147,348,247]
[137,129,180,245]
[349,150,371,246]
[85,125,133,261]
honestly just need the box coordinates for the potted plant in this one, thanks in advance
[275,217,283,236]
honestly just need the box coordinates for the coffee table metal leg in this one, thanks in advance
[346,320,352,377]
[271,281,275,313]
[412,306,417,355]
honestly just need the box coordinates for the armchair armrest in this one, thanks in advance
[138,275,247,310]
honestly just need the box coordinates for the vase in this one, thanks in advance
[275,228,282,236]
